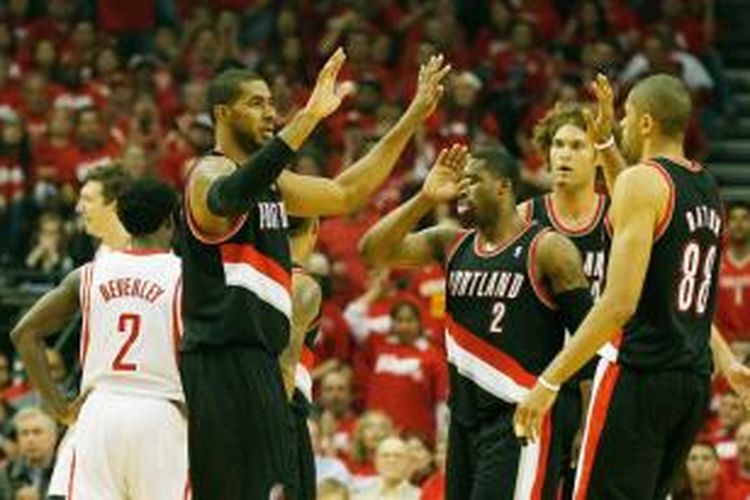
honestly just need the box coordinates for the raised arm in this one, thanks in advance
[583,74,628,194]
[11,268,82,423]
[515,165,669,440]
[279,272,322,400]
[279,55,451,217]
[358,145,467,268]
[188,49,352,238]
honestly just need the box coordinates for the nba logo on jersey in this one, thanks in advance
[514,246,523,258]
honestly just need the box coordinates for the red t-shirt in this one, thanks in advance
[314,301,353,365]
[363,336,447,442]
[715,251,750,343]
[420,470,445,500]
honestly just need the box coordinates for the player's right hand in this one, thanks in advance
[726,360,750,410]
[303,47,355,120]
[422,144,468,203]
[406,54,451,122]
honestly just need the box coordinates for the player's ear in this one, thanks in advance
[640,113,654,137]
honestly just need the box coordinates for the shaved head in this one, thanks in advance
[629,74,692,138]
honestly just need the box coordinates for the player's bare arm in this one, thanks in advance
[535,231,590,295]
[359,145,468,267]
[11,268,83,424]
[279,273,322,400]
[514,164,668,441]
[188,48,351,237]
[583,73,628,193]
[280,54,451,217]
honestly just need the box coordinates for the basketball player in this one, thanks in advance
[513,74,732,498]
[359,145,595,499]
[11,178,187,499]
[279,216,323,500]
[179,48,449,498]
[47,163,132,500]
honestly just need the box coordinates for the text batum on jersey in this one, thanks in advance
[685,205,722,236]
[448,270,524,299]
[99,278,166,303]
[258,201,288,230]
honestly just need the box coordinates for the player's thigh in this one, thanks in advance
[129,400,189,500]
[67,396,126,500]
[575,364,663,499]
[446,418,477,500]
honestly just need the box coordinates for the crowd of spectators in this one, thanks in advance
[0,0,745,499]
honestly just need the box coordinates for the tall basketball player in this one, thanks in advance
[179,49,449,498]
[359,145,595,499]
[514,74,745,498]
[12,178,187,499]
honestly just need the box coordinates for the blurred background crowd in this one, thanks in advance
[0,0,747,499]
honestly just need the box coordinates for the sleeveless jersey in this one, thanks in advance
[619,157,722,374]
[445,223,566,423]
[526,193,611,299]
[179,153,292,354]
[79,250,184,402]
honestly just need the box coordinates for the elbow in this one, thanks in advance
[358,235,378,267]
[10,327,29,350]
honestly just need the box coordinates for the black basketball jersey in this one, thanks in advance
[619,157,722,374]
[179,153,292,354]
[526,193,611,300]
[445,223,566,424]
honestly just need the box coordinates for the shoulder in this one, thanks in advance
[613,164,671,203]
[188,155,237,189]
[534,230,580,264]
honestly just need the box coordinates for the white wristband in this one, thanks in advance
[538,376,560,393]
[594,135,615,151]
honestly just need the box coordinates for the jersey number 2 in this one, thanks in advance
[490,301,506,334]
[677,242,717,315]
[114,313,140,371]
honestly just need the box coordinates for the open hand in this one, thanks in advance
[513,383,558,443]
[422,144,468,203]
[407,54,452,122]
[583,73,616,146]
[303,48,355,120]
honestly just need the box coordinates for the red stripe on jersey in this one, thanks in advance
[220,243,291,291]
[183,178,248,245]
[545,194,607,236]
[527,228,557,310]
[530,414,553,499]
[446,315,536,388]
[171,275,183,364]
[79,264,93,367]
[300,346,316,370]
[574,362,621,500]
[68,450,77,499]
[643,160,675,241]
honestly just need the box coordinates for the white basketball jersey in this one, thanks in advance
[79,249,184,402]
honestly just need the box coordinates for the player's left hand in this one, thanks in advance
[303,47,355,120]
[406,54,451,122]
[513,383,558,443]
[583,73,615,146]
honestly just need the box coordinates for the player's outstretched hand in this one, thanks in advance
[727,361,750,409]
[583,73,615,146]
[513,383,558,444]
[422,144,468,204]
[406,54,451,122]
[303,47,355,120]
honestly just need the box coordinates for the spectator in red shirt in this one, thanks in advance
[685,442,744,500]
[706,392,747,462]
[319,369,359,461]
[17,72,58,142]
[362,301,448,444]
[420,437,446,500]
[69,106,121,183]
[723,420,750,492]
[716,202,750,347]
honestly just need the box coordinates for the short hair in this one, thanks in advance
[690,440,719,460]
[288,216,318,237]
[472,146,520,188]
[116,177,178,237]
[13,407,56,433]
[390,300,421,322]
[630,74,692,138]
[82,164,131,204]
[532,102,588,156]
[207,69,264,122]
